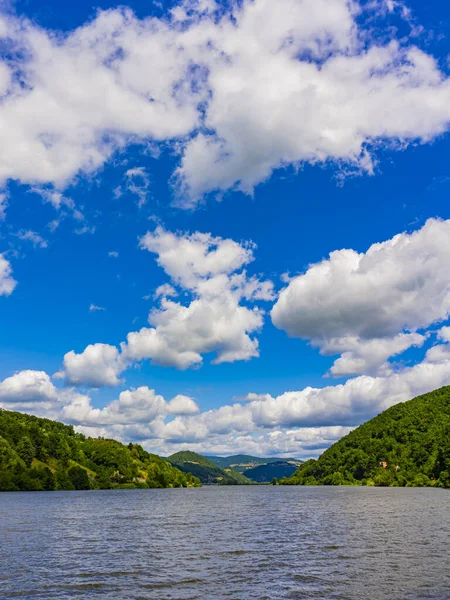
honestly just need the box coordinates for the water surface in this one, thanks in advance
[1,486,449,599]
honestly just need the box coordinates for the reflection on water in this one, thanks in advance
[0,486,449,599]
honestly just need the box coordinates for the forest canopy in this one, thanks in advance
[0,409,201,492]
[280,386,450,488]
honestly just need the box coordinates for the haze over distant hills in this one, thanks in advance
[167,451,253,485]
[204,455,303,482]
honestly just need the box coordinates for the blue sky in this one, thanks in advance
[1,0,450,457]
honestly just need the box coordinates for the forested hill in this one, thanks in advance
[281,386,450,488]
[0,409,201,492]
[168,451,253,484]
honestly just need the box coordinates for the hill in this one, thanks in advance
[204,454,302,474]
[0,409,201,491]
[243,461,300,482]
[168,451,252,484]
[281,386,450,488]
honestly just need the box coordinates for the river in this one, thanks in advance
[1,486,449,599]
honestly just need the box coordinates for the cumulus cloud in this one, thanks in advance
[60,386,200,427]
[57,343,124,387]
[7,334,450,457]
[0,2,449,204]
[130,337,450,453]
[272,219,450,376]
[0,373,201,440]
[58,227,273,385]
[0,254,16,296]
[0,370,58,405]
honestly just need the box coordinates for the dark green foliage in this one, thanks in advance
[68,466,90,490]
[16,436,35,467]
[0,409,201,492]
[281,386,450,488]
[168,451,253,484]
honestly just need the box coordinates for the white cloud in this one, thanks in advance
[89,304,105,312]
[108,251,119,258]
[131,337,450,451]
[55,335,450,456]
[124,167,150,207]
[153,283,177,299]
[4,334,450,457]
[272,219,450,376]
[0,370,58,405]
[60,385,200,427]
[0,254,16,296]
[16,230,48,248]
[59,227,272,384]
[124,227,273,368]
[0,3,449,203]
[57,343,124,387]
[139,227,255,289]
[75,225,96,235]
[323,332,427,377]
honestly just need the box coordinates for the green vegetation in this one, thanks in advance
[205,454,302,474]
[281,386,450,488]
[168,451,253,484]
[0,409,201,492]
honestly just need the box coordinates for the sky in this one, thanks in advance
[1,0,450,458]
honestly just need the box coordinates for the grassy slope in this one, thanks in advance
[282,386,450,488]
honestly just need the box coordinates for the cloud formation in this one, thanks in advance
[3,333,450,457]
[0,1,450,204]
[0,254,16,296]
[272,219,450,376]
[57,343,124,387]
[58,227,273,385]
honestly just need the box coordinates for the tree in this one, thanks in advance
[16,436,36,467]
[55,439,71,467]
[68,466,90,490]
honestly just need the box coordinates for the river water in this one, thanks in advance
[0,486,449,599]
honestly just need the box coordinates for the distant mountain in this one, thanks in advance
[281,386,450,488]
[243,461,300,482]
[0,409,201,492]
[168,451,252,485]
[205,454,302,474]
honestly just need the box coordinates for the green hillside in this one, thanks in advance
[243,461,300,482]
[281,386,450,488]
[205,454,302,474]
[0,409,201,491]
[168,451,253,484]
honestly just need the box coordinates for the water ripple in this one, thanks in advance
[0,487,449,599]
